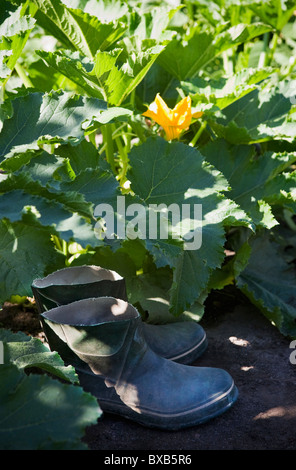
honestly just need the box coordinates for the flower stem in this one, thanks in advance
[189,121,207,147]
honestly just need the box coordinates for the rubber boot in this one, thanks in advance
[41,297,238,430]
[32,265,207,364]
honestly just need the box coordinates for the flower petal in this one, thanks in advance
[172,96,192,128]
[173,96,191,114]
[142,93,204,140]
[192,110,204,119]
[163,125,182,140]
[142,93,173,126]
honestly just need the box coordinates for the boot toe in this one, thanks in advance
[143,321,208,364]
[117,353,238,430]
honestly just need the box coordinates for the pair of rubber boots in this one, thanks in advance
[32,265,238,430]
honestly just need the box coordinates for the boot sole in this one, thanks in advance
[79,370,238,430]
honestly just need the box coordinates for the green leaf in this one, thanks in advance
[38,42,164,106]
[60,167,119,210]
[29,0,126,58]
[181,67,274,110]
[210,84,295,144]
[0,169,93,219]
[26,57,81,94]
[92,43,164,105]
[94,41,163,106]
[77,242,139,279]
[0,146,120,248]
[87,106,132,126]
[157,22,274,81]
[246,0,295,30]
[237,233,296,337]
[81,0,129,23]
[127,269,207,324]
[0,90,107,161]
[55,139,100,175]
[202,138,296,228]
[0,189,99,247]
[0,6,36,85]
[136,62,180,108]
[208,240,252,290]
[125,3,180,41]
[0,328,78,383]
[37,50,104,98]
[0,362,101,449]
[0,218,65,302]
[126,136,248,315]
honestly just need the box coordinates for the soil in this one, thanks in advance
[1,287,296,451]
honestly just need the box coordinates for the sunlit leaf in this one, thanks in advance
[0,90,107,161]
[157,22,273,80]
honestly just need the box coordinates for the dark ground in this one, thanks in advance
[1,287,296,451]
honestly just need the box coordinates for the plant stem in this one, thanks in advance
[189,120,207,147]
[268,32,279,65]
[130,120,146,143]
[222,50,233,75]
[88,130,97,148]
[14,62,34,88]
[283,56,296,77]
[130,89,136,109]
[112,123,129,184]
[101,124,116,173]
[258,32,269,68]
[52,235,68,256]
[0,83,4,103]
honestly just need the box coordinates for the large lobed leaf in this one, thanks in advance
[157,22,274,81]
[181,67,275,111]
[202,138,296,229]
[126,136,251,315]
[0,328,77,383]
[29,0,126,59]
[38,42,164,106]
[0,218,65,301]
[0,328,102,450]
[237,233,296,337]
[0,90,107,160]
[209,82,296,144]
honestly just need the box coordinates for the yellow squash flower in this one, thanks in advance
[142,93,203,140]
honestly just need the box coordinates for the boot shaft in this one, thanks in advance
[32,265,128,312]
[41,297,146,384]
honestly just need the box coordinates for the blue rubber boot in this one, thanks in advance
[41,297,238,430]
